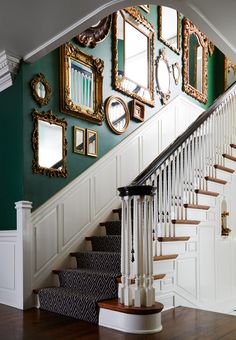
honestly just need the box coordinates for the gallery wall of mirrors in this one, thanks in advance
[29,4,226,179]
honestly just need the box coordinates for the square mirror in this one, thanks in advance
[73,126,85,154]
[113,7,155,106]
[86,129,98,157]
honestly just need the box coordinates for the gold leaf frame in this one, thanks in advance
[86,128,98,157]
[113,7,155,107]
[105,96,130,134]
[31,73,52,107]
[73,126,86,155]
[76,16,112,48]
[158,6,181,54]
[32,109,67,177]
[224,56,236,91]
[60,43,104,125]
[182,18,208,104]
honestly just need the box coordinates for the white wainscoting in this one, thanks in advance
[0,95,202,309]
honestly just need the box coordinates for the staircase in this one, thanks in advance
[34,83,236,331]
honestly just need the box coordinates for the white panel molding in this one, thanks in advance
[0,50,20,92]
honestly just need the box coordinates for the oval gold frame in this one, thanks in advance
[76,16,112,48]
[105,96,130,134]
[31,73,52,107]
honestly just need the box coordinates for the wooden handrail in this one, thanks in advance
[132,82,236,185]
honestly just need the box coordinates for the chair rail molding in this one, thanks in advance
[0,50,20,92]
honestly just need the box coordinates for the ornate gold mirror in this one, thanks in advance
[31,73,52,106]
[182,18,208,104]
[76,16,112,48]
[172,62,180,85]
[224,57,236,90]
[105,96,130,134]
[155,49,171,104]
[113,7,155,106]
[32,109,67,177]
[158,6,180,54]
[60,43,104,125]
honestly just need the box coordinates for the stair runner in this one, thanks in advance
[38,221,121,324]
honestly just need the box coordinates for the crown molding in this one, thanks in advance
[0,50,20,92]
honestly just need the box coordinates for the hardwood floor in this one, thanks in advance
[0,304,236,339]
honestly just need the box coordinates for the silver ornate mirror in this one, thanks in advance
[113,7,155,106]
[32,110,67,177]
[158,6,180,54]
[155,49,171,104]
[105,96,130,134]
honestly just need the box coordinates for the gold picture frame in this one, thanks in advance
[105,96,130,134]
[32,109,67,177]
[224,57,236,91]
[86,129,98,157]
[73,126,86,154]
[60,43,104,125]
[131,99,145,122]
[31,73,52,107]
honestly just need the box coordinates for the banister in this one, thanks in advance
[132,82,236,185]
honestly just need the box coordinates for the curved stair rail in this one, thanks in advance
[118,82,236,307]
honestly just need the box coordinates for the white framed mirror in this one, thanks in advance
[155,49,171,104]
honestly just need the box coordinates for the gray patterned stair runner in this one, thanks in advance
[38,219,121,323]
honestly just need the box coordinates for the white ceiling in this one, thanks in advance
[1,0,236,63]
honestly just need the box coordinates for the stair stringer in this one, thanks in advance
[27,95,203,304]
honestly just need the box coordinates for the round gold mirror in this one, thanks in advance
[31,73,52,106]
[105,96,130,134]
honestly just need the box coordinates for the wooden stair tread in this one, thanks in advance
[171,219,200,225]
[153,254,178,261]
[230,143,236,149]
[98,298,163,314]
[116,274,166,284]
[205,176,227,185]
[223,153,236,162]
[158,236,190,242]
[195,189,219,197]
[184,203,210,210]
[214,164,234,173]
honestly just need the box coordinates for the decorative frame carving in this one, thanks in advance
[105,96,130,134]
[158,6,181,54]
[73,126,86,155]
[113,7,155,107]
[60,43,104,125]
[155,48,171,105]
[76,16,112,48]
[182,18,208,104]
[172,62,180,85]
[32,109,67,177]
[31,73,52,106]
[131,99,145,122]
[224,56,236,91]
[86,129,98,157]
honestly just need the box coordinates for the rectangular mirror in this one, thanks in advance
[158,6,180,54]
[113,7,155,106]
[32,109,67,177]
[86,129,98,157]
[73,126,85,154]
[60,43,104,125]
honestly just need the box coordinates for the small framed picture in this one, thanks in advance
[86,129,98,157]
[131,99,145,122]
[73,126,86,154]
[139,5,150,13]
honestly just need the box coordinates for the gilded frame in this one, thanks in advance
[31,73,52,107]
[113,7,155,107]
[73,126,86,155]
[60,43,104,125]
[76,16,112,48]
[158,6,181,54]
[131,99,145,122]
[86,129,98,157]
[182,18,208,104]
[224,56,236,91]
[32,109,67,177]
[105,96,130,134]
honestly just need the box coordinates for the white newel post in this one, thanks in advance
[118,185,156,307]
[15,201,33,309]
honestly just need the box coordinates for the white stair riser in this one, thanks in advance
[224,158,236,170]
[231,148,236,157]
[215,169,233,181]
[196,194,216,206]
[154,277,174,293]
[154,260,175,275]
[206,181,225,194]
[157,242,187,256]
[185,208,207,221]
[175,226,198,237]
[155,293,175,310]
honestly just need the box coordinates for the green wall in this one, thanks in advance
[0,5,225,230]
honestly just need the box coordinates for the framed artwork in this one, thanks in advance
[31,73,52,106]
[60,43,104,125]
[86,129,98,157]
[73,126,85,154]
[131,99,145,122]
